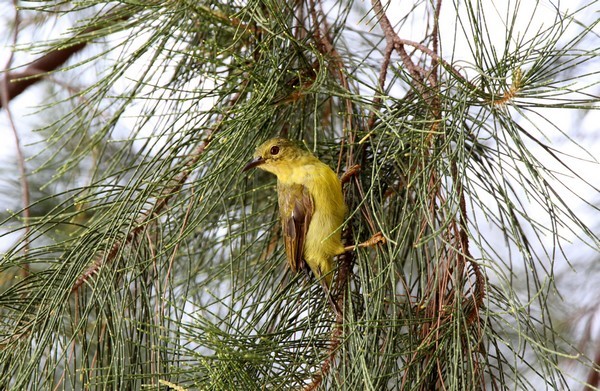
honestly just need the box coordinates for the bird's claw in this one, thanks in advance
[340,164,361,185]
[366,231,386,247]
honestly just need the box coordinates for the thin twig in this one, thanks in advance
[71,90,245,292]
[431,0,442,60]
[1,0,31,276]
[451,160,485,324]
[370,0,423,80]
[372,0,473,88]
[71,133,211,292]
[366,42,394,131]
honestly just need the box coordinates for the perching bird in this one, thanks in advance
[243,137,384,293]
[244,138,346,290]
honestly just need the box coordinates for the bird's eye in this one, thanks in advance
[270,146,280,155]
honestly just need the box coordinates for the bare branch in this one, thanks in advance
[370,0,423,80]
[1,0,30,276]
[0,7,130,109]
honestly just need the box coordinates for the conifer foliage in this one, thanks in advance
[1,1,599,389]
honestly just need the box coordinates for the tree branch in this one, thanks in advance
[370,0,423,80]
[1,0,30,276]
[0,6,130,109]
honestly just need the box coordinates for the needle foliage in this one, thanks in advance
[1,0,599,390]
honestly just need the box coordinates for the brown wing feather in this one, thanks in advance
[278,182,313,274]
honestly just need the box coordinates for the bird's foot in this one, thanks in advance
[363,231,386,247]
[340,164,361,185]
[343,231,386,252]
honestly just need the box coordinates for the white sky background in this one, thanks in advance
[0,0,599,387]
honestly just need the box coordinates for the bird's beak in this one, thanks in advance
[243,156,265,172]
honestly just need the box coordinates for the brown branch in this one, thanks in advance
[369,0,475,95]
[362,1,477,143]
[370,0,423,81]
[431,0,442,60]
[306,0,362,174]
[0,42,86,109]
[451,160,485,324]
[429,0,442,109]
[1,0,31,276]
[396,37,476,89]
[303,320,343,391]
[0,6,130,110]
[366,42,394,131]
[363,0,430,143]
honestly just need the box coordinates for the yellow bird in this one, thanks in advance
[243,138,347,290]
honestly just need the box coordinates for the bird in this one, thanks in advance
[243,137,384,294]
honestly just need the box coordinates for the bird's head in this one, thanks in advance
[243,138,313,175]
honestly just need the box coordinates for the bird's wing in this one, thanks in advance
[278,182,313,274]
